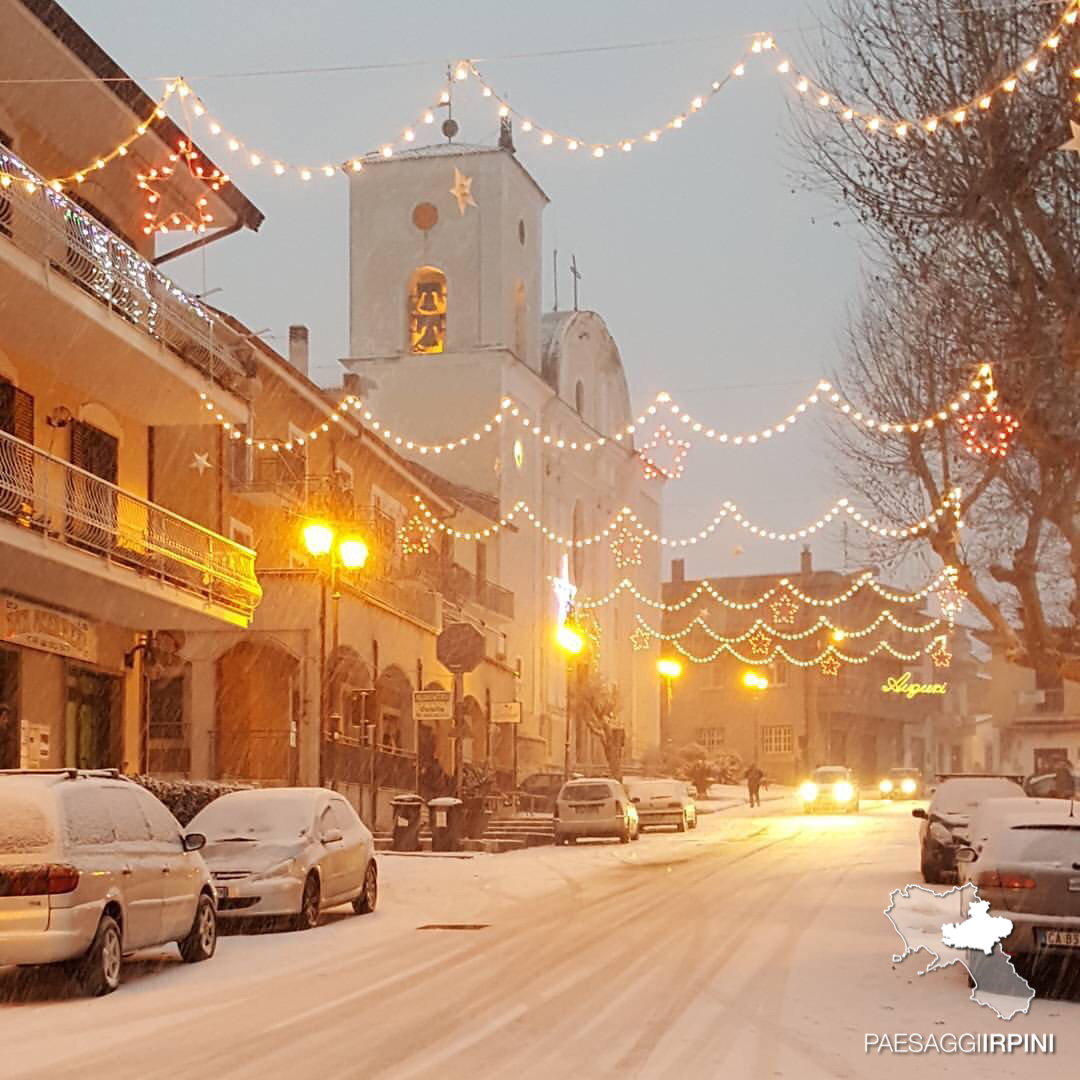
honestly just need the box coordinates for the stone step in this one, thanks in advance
[462,837,528,854]
[484,830,553,847]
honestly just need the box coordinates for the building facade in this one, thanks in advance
[341,142,663,776]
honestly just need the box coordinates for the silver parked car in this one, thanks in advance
[0,770,216,996]
[188,787,377,929]
[954,798,1080,965]
[553,778,639,845]
[626,779,697,832]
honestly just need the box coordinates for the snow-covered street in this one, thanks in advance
[2,796,1076,1079]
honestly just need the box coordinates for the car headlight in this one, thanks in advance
[879,779,894,793]
[251,857,298,882]
[799,782,818,802]
[901,778,916,794]
[833,782,854,802]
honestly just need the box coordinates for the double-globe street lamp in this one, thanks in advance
[555,616,586,782]
[302,520,369,783]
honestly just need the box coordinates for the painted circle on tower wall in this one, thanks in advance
[413,203,439,231]
[518,219,526,245]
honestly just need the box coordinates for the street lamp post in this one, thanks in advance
[556,617,585,782]
[741,669,769,763]
[657,657,683,751]
[302,520,369,786]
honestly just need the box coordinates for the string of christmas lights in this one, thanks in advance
[574,567,960,613]
[668,634,945,668]
[136,138,230,236]
[409,488,962,547]
[635,608,947,646]
[0,89,172,191]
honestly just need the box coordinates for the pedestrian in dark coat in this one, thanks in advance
[745,762,764,808]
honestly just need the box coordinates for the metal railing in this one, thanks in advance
[0,146,251,395]
[0,428,261,620]
[322,736,418,791]
[230,451,307,503]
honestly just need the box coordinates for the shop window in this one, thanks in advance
[761,725,793,755]
[408,266,447,354]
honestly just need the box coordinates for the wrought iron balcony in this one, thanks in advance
[0,428,261,622]
[0,145,252,396]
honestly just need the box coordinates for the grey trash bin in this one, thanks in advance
[391,793,425,852]
[428,796,465,852]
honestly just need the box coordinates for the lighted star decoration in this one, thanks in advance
[929,637,952,669]
[189,451,211,476]
[956,384,1019,459]
[747,627,772,657]
[450,168,477,214]
[819,653,841,677]
[639,425,691,481]
[400,514,435,557]
[611,526,643,568]
[936,582,966,619]
[1060,120,1080,155]
[630,626,652,652]
[770,595,799,624]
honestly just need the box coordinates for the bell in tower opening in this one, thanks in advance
[408,266,447,354]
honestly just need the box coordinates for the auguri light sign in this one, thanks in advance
[881,672,948,700]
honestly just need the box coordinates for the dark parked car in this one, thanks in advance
[912,776,1024,884]
[878,767,924,800]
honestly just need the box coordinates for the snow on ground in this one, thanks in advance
[1,795,1076,1080]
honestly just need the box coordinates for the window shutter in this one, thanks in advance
[13,388,33,443]
[70,419,89,471]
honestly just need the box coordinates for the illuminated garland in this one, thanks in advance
[636,608,946,646]
[668,634,945,668]
[0,89,172,191]
[411,489,961,547]
[574,567,959,613]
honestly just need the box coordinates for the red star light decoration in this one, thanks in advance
[640,425,691,481]
[819,653,841,677]
[956,383,1019,459]
[929,637,952,668]
[747,627,772,657]
[611,526,643,568]
[770,595,799,624]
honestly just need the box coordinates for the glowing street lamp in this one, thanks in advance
[657,657,683,679]
[742,670,769,691]
[302,521,334,557]
[338,537,369,569]
[657,655,682,749]
[556,622,585,655]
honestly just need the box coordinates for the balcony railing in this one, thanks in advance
[0,145,251,395]
[0,428,261,621]
[411,554,515,619]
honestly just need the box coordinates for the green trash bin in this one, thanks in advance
[428,796,464,852]
[391,793,425,852]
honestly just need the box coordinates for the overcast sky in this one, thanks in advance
[64,0,875,581]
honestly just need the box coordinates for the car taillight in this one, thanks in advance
[0,865,79,897]
[975,870,1036,890]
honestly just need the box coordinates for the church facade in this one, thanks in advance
[342,142,662,776]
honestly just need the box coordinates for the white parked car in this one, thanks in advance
[553,778,639,845]
[0,770,216,996]
[954,798,1080,967]
[188,787,377,929]
[625,779,697,832]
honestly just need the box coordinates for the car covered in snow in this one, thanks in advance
[878,768,924,800]
[625,778,697,832]
[1024,769,1080,799]
[952,798,1080,965]
[188,787,377,929]
[0,770,216,996]
[912,775,1024,884]
[554,778,639,844]
[798,766,860,814]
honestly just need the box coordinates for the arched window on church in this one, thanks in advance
[408,266,447,354]
[574,379,585,416]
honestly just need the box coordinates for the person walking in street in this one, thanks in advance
[745,761,764,808]
[0,704,18,770]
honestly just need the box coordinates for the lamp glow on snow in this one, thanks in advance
[302,521,334,557]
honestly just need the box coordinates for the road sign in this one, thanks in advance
[412,690,453,722]
[436,622,485,674]
[491,701,522,724]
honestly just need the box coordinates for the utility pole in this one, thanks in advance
[570,254,581,311]
[553,249,559,311]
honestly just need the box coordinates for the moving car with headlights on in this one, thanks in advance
[625,778,697,832]
[879,767,923,800]
[798,765,860,813]
[554,778,639,844]
[912,775,1024,884]
[953,798,1080,971]
[188,787,377,929]
[0,770,217,996]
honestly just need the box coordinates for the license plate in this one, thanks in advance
[1042,929,1080,947]
[576,805,600,816]
[216,886,229,901]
